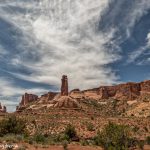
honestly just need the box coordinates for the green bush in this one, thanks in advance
[33,133,46,144]
[64,124,77,140]
[0,116,26,136]
[93,122,134,150]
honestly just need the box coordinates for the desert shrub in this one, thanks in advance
[86,122,95,131]
[64,124,77,140]
[93,122,134,150]
[2,134,18,143]
[132,126,139,133]
[146,136,150,145]
[53,133,69,143]
[0,116,26,136]
[137,140,144,150]
[62,140,68,150]
[33,133,46,144]
[80,139,89,146]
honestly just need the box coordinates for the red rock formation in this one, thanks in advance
[3,106,7,113]
[61,75,68,96]
[0,103,2,109]
[0,103,7,113]
[140,80,150,92]
[52,96,79,108]
[40,92,58,102]
[115,83,141,100]
[80,80,150,101]
[20,93,38,106]
[99,87,109,99]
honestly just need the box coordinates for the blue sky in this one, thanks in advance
[0,0,150,112]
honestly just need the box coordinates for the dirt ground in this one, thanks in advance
[15,144,150,150]
[16,144,102,150]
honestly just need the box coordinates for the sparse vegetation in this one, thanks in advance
[33,133,46,144]
[0,116,27,136]
[93,122,136,149]
[64,124,77,141]
[62,140,68,150]
[86,122,95,131]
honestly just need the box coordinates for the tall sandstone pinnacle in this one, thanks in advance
[61,75,68,96]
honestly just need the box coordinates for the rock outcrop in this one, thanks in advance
[20,93,38,106]
[0,103,2,110]
[0,103,7,113]
[52,96,79,108]
[16,93,38,112]
[61,75,68,96]
[81,80,150,101]
[40,92,58,103]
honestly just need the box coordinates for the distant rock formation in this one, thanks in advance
[82,80,150,101]
[61,75,68,96]
[16,93,38,112]
[20,93,38,106]
[0,103,7,113]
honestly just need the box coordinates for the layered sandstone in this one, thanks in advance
[52,96,79,108]
[81,80,150,101]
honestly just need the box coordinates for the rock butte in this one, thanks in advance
[15,76,150,111]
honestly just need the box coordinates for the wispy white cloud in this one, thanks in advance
[0,77,48,97]
[0,0,121,90]
[125,0,150,37]
[128,32,150,64]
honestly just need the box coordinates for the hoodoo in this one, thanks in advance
[61,75,68,96]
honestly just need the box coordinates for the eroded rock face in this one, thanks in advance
[140,80,150,92]
[0,103,2,109]
[97,81,150,100]
[70,80,150,101]
[3,106,7,113]
[114,83,141,100]
[0,103,7,113]
[61,75,68,96]
[40,92,58,102]
[20,93,38,106]
[52,96,79,108]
